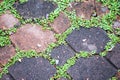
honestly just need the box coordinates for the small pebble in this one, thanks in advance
[37,44,41,47]
[56,60,59,65]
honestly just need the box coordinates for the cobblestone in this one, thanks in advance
[67,56,117,80]
[8,57,56,80]
[106,43,120,69]
[0,45,16,66]
[10,24,56,52]
[49,12,71,34]
[0,12,19,30]
[50,44,75,66]
[66,27,110,53]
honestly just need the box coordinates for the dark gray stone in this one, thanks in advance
[106,43,120,69]
[67,56,117,80]
[66,27,110,53]
[57,77,68,80]
[13,0,57,19]
[50,45,75,66]
[0,73,14,80]
[8,57,56,80]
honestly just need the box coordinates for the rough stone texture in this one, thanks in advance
[69,1,94,19]
[57,78,68,80]
[67,56,117,80]
[0,74,14,80]
[10,24,56,52]
[49,12,71,34]
[14,0,57,19]
[116,72,120,80]
[66,27,110,53]
[67,0,109,19]
[0,45,16,66]
[95,2,109,17]
[0,12,19,30]
[113,21,120,28]
[113,16,120,28]
[112,16,120,35]
[106,43,120,69]
[8,57,56,80]
[50,45,75,66]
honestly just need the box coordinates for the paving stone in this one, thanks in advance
[0,45,16,66]
[10,24,56,52]
[106,43,120,69]
[67,0,109,19]
[13,0,57,19]
[113,21,120,29]
[68,1,95,19]
[66,27,110,53]
[57,78,68,80]
[50,45,75,66]
[0,12,19,30]
[8,57,56,80]
[95,2,109,17]
[0,0,3,3]
[0,73,14,80]
[113,16,120,29]
[49,12,71,34]
[112,16,120,35]
[116,72,120,80]
[67,56,117,80]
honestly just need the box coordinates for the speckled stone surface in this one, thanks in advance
[8,57,56,80]
[10,24,56,52]
[66,27,110,53]
[50,44,75,66]
[0,73,14,80]
[106,43,120,69]
[13,0,57,19]
[67,56,117,80]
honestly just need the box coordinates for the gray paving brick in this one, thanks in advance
[13,0,57,19]
[50,45,75,66]
[106,43,120,69]
[66,27,110,53]
[0,73,14,80]
[8,57,56,80]
[67,56,117,80]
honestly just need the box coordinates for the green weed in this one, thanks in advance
[0,28,16,47]
[0,0,120,79]
[19,0,28,4]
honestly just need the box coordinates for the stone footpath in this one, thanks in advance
[0,0,120,80]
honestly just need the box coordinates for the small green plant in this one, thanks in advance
[109,77,118,80]
[19,0,28,4]
[0,30,10,47]
[100,51,107,56]
[0,0,120,80]
[0,28,16,47]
